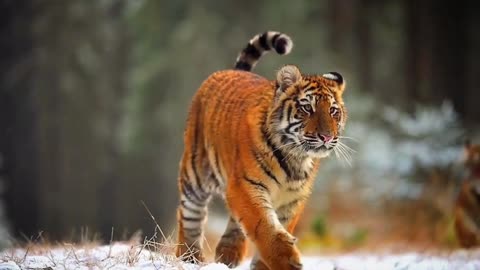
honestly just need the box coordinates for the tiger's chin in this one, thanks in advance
[305,145,333,158]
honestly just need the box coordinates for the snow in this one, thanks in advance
[1,243,479,270]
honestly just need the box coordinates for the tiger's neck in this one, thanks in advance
[261,114,318,181]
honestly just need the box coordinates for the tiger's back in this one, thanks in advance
[181,70,273,192]
[197,70,274,166]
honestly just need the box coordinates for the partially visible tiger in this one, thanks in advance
[454,140,480,248]
[175,31,347,270]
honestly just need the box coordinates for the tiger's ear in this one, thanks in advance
[276,65,301,92]
[323,72,346,94]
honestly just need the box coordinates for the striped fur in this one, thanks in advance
[176,32,347,270]
[235,31,293,71]
[454,141,480,248]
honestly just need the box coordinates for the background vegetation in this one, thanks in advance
[1,0,479,252]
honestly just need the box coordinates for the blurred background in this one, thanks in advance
[1,0,480,254]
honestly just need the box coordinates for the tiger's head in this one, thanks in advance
[268,65,347,159]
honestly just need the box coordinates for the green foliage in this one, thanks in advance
[444,217,459,247]
[345,228,368,247]
[311,215,328,237]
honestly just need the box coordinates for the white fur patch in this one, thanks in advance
[322,73,338,80]
[279,34,293,55]
[302,158,314,172]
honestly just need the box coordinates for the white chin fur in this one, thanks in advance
[310,150,331,158]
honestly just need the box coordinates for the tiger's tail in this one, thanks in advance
[234,31,293,72]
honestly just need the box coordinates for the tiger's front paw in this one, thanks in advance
[215,235,247,268]
[266,232,302,270]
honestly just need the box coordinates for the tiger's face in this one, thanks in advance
[270,65,347,158]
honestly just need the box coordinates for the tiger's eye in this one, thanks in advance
[302,104,312,113]
[330,107,339,115]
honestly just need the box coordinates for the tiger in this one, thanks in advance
[454,140,480,248]
[175,31,347,270]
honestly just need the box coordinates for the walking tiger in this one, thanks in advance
[176,31,348,270]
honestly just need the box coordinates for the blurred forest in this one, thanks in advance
[1,0,480,251]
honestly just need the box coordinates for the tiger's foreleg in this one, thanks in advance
[250,201,306,270]
[227,180,302,270]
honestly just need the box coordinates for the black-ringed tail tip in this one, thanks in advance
[234,31,293,72]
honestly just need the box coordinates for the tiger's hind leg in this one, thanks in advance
[215,217,247,268]
[176,173,212,263]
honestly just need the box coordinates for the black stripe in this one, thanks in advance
[185,231,201,239]
[327,71,343,84]
[286,104,293,121]
[277,199,300,212]
[183,227,201,233]
[183,227,202,238]
[303,85,316,92]
[244,177,269,192]
[244,43,261,58]
[271,33,281,47]
[259,32,270,50]
[274,37,288,54]
[191,115,207,195]
[183,226,202,233]
[211,151,223,187]
[182,180,206,204]
[235,61,252,71]
[287,181,307,192]
[259,199,274,211]
[210,171,221,189]
[276,98,291,121]
[281,134,294,145]
[191,162,206,195]
[252,150,280,186]
[259,110,292,179]
[214,151,221,177]
[259,160,281,186]
[254,218,263,240]
[278,216,289,223]
[181,214,203,222]
[299,98,309,103]
[181,200,203,215]
[286,121,302,134]
[262,129,292,178]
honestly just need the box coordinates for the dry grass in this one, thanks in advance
[0,203,205,269]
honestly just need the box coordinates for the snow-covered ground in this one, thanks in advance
[1,243,479,270]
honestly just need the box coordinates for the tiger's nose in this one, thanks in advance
[319,134,334,143]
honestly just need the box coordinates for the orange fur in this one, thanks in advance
[175,32,347,269]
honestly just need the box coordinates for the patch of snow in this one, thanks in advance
[1,244,479,270]
[237,252,480,270]
[0,261,20,270]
